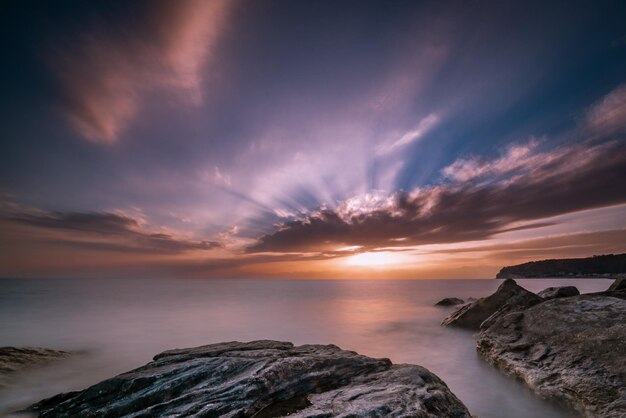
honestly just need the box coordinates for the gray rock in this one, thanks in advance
[0,347,70,390]
[29,340,472,418]
[441,279,543,330]
[537,286,580,300]
[587,288,626,300]
[477,295,626,417]
[608,277,626,291]
[435,297,464,306]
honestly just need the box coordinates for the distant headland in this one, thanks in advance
[496,253,626,279]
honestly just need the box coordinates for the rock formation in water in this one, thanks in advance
[29,340,472,418]
[477,295,626,417]
[536,286,579,300]
[441,279,543,330]
[434,297,464,306]
[608,277,626,291]
[0,347,70,390]
[496,253,626,279]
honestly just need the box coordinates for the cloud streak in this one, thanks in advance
[8,211,221,254]
[586,83,626,135]
[376,113,440,155]
[249,139,626,253]
[49,0,231,143]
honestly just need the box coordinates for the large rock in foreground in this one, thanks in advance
[477,295,626,417]
[441,279,543,330]
[0,347,70,390]
[30,340,471,418]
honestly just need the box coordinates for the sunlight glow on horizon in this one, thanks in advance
[344,251,418,268]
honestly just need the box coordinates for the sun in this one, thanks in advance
[344,251,408,268]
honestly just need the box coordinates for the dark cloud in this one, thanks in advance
[9,211,221,254]
[11,212,139,234]
[248,139,626,253]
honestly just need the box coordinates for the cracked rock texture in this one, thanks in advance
[29,340,471,418]
[477,295,626,417]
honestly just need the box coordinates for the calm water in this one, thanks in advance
[0,278,611,417]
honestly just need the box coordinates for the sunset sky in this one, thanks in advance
[1,0,626,279]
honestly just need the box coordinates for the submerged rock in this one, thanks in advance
[29,340,472,418]
[0,347,70,390]
[537,286,579,300]
[477,295,626,417]
[435,297,464,306]
[441,279,543,330]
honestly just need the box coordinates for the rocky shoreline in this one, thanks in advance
[442,278,626,417]
[6,278,624,417]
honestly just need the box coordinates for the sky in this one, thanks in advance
[1,0,626,279]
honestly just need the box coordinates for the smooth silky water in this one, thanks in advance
[0,278,611,417]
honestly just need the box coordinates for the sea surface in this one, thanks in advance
[0,278,612,417]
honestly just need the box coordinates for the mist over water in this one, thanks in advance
[0,278,611,417]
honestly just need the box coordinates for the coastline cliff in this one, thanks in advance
[496,253,626,279]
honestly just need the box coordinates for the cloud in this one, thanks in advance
[376,113,439,155]
[49,0,232,144]
[441,139,549,182]
[8,210,221,254]
[586,84,626,135]
[248,139,626,253]
[213,166,232,187]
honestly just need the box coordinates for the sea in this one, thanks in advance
[0,277,612,417]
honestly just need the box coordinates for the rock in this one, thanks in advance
[608,277,626,291]
[0,347,70,390]
[477,295,626,417]
[29,340,472,418]
[441,279,543,330]
[587,288,626,300]
[537,286,580,300]
[435,297,464,306]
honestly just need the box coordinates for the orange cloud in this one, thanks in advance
[49,0,232,144]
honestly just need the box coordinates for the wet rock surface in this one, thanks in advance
[441,279,543,330]
[434,297,464,306]
[477,295,626,418]
[29,340,472,418]
[537,286,580,300]
[0,347,70,390]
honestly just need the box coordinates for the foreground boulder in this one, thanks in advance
[477,295,626,417]
[0,347,70,389]
[29,340,472,417]
[441,279,543,330]
[537,286,579,300]
[435,297,464,306]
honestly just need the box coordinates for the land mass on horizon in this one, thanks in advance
[496,253,626,279]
